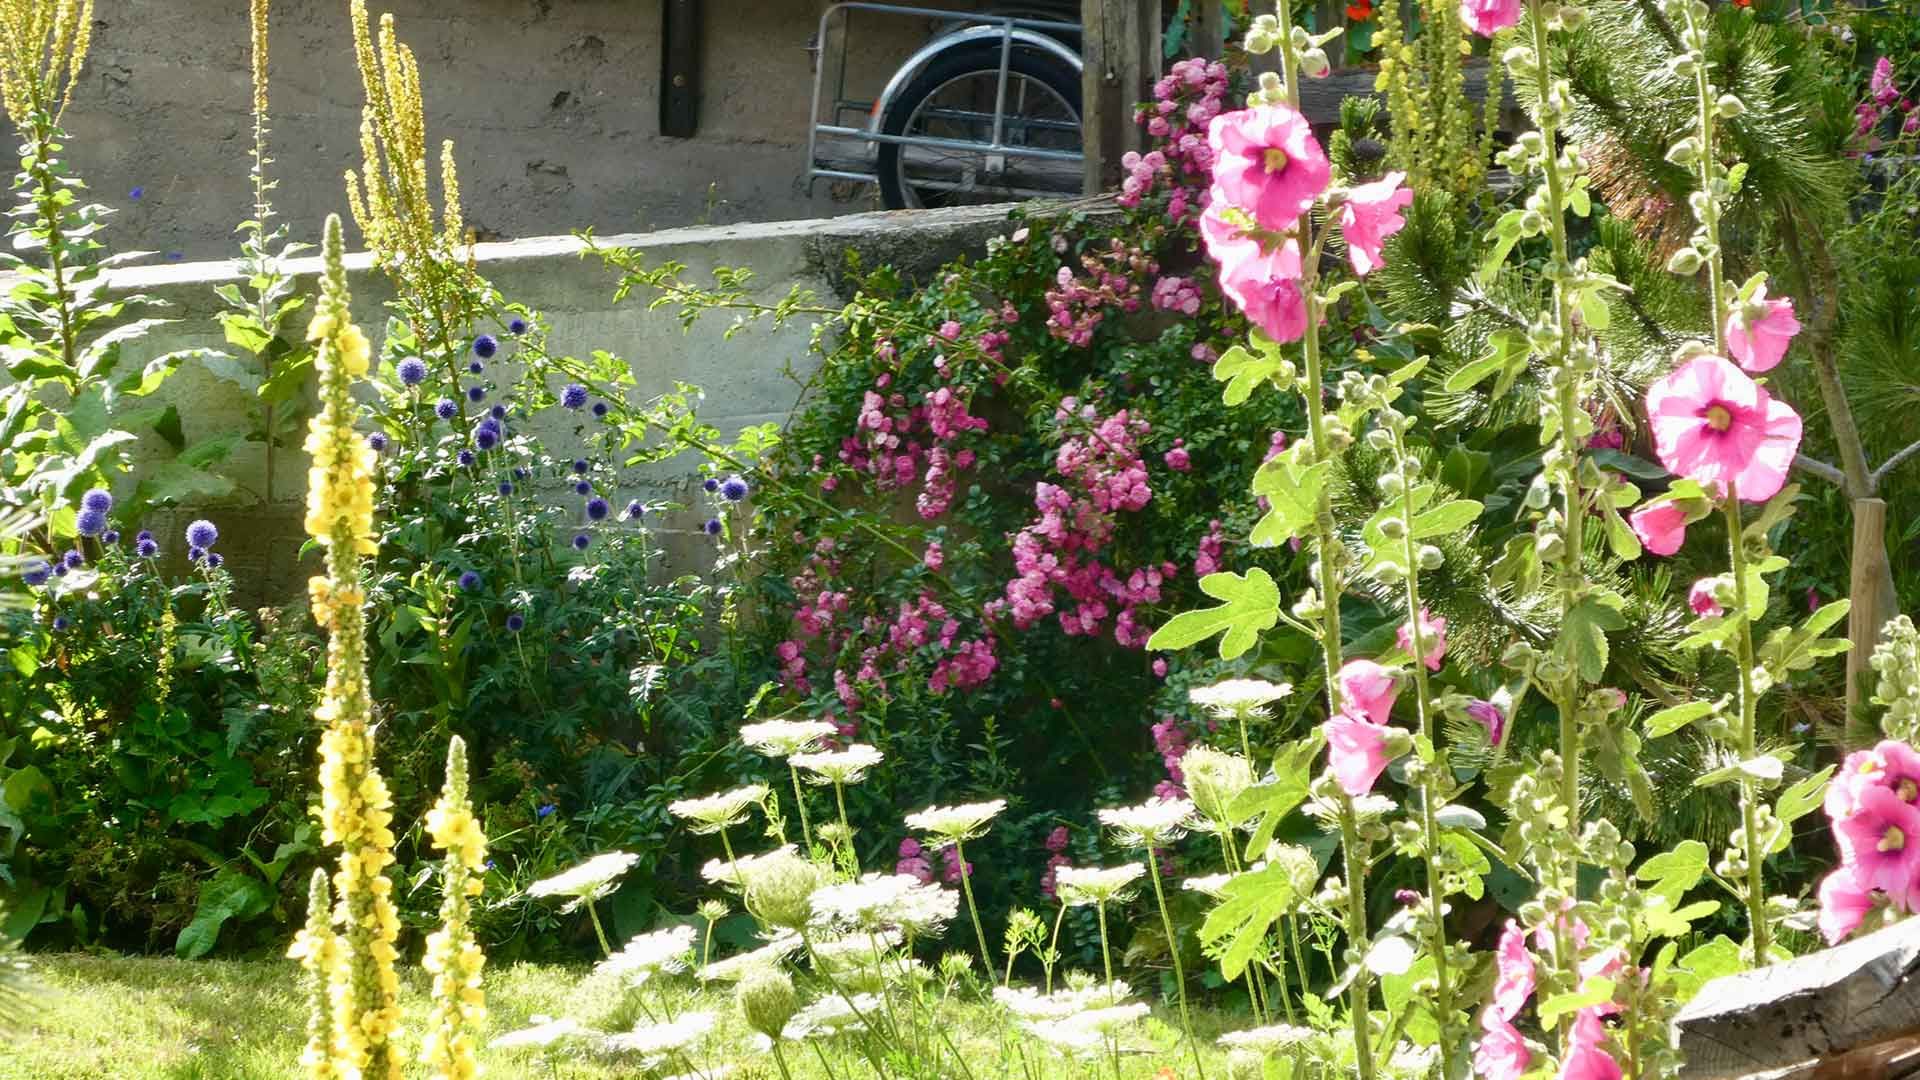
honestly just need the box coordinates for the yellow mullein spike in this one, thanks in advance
[288,867,339,1080]
[304,215,402,1080]
[438,139,463,254]
[421,736,487,1080]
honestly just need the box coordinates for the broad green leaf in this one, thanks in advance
[1538,977,1615,1025]
[1212,342,1289,406]
[1645,699,1719,739]
[1198,862,1295,980]
[1672,935,1743,1002]
[1636,839,1708,905]
[1603,507,1642,561]
[2,764,50,813]
[1578,287,1611,331]
[1249,457,1331,548]
[1411,500,1482,539]
[1557,597,1627,683]
[1146,569,1281,660]
[1802,600,1851,640]
[174,869,272,959]
[197,349,264,392]
[1770,765,1836,853]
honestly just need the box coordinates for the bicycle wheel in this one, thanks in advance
[876,42,1083,210]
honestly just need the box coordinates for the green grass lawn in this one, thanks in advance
[6,954,1246,1079]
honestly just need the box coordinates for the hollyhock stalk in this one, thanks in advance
[1386,421,1462,1066]
[1261,2,1375,1073]
[1679,0,1771,964]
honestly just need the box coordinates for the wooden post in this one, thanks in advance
[1191,0,1226,60]
[1081,0,1161,195]
[1849,497,1895,716]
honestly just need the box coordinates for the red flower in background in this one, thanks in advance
[1347,0,1373,19]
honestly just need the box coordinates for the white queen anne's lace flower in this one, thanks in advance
[903,799,1007,843]
[1219,1024,1318,1051]
[783,993,883,1039]
[1182,872,1233,898]
[809,872,957,934]
[791,743,884,785]
[527,852,640,912]
[601,1011,716,1056]
[1098,796,1198,847]
[698,932,804,982]
[1054,863,1146,907]
[490,1015,584,1049]
[701,845,799,889]
[668,784,768,834]
[739,719,839,758]
[1189,678,1293,716]
[595,924,696,985]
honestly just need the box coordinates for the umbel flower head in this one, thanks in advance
[738,718,838,758]
[1190,678,1292,719]
[595,924,696,986]
[737,964,801,1042]
[667,784,768,835]
[1055,863,1147,907]
[903,799,1007,844]
[809,872,958,935]
[792,743,884,785]
[528,851,641,913]
[1181,746,1254,826]
[737,847,829,931]
[1098,796,1197,847]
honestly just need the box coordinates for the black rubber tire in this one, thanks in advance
[876,41,1083,211]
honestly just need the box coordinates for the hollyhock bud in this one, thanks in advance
[1688,578,1724,617]
[1629,502,1688,556]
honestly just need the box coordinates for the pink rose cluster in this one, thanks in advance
[1151,714,1191,800]
[837,342,989,520]
[1199,104,1410,342]
[1045,238,1156,347]
[1150,274,1203,316]
[1816,740,1920,945]
[1119,57,1229,223]
[1038,825,1072,901]
[1193,518,1225,577]
[995,402,1175,647]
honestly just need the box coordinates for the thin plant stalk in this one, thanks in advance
[1145,847,1207,1080]
[788,763,816,852]
[1094,900,1122,1080]
[953,836,995,977]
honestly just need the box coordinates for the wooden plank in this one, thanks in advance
[1296,58,1515,125]
[1080,0,1160,194]
[1190,0,1226,60]
[660,0,700,138]
[1674,915,1920,1078]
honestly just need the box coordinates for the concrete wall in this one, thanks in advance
[99,203,1026,604]
[61,0,983,261]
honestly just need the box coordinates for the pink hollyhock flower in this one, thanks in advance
[1337,171,1413,275]
[1871,57,1899,108]
[1826,740,1920,821]
[1326,713,1394,796]
[1459,0,1522,36]
[1467,700,1506,745]
[1688,579,1723,617]
[1724,284,1801,373]
[1559,1010,1623,1080]
[1491,919,1535,1020]
[1475,1007,1531,1080]
[1646,355,1803,503]
[1336,659,1400,723]
[1818,866,1877,945]
[1629,502,1688,557]
[1207,105,1331,233]
[1217,242,1309,343]
[1833,784,1920,905]
[1396,607,1448,671]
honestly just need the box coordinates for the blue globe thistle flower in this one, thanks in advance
[720,475,750,502]
[490,404,507,420]
[82,488,113,513]
[187,546,205,564]
[368,431,389,452]
[205,552,225,569]
[129,186,143,200]
[572,458,589,474]
[76,508,107,537]
[475,426,499,451]
[468,360,484,375]
[101,530,120,545]
[136,529,153,544]
[435,398,458,420]
[51,615,69,632]
[592,401,609,418]
[467,385,486,403]
[61,549,85,569]
[506,613,526,632]
[561,383,589,410]
[397,357,429,386]
[704,518,723,536]
[21,559,51,586]
[625,500,644,519]
[586,497,610,521]
[536,802,556,818]
[186,519,219,548]
[571,532,591,551]
[513,467,529,480]
[136,537,159,558]
[472,334,498,359]
[457,570,482,592]
[574,480,592,496]
[702,477,719,493]
[497,481,514,496]
[457,449,476,467]
[52,563,68,577]
[508,317,528,335]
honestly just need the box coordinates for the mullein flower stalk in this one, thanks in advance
[422,736,488,1080]
[289,868,338,1080]
[305,215,404,1079]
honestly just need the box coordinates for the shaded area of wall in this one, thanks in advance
[100,202,1029,606]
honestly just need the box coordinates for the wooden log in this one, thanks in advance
[1081,0,1161,194]
[1848,497,1894,716]
[1674,916,1920,1078]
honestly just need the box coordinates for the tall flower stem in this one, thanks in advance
[1389,428,1459,1071]
[953,837,994,977]
[1145,848,1207,1080]
[788,764,816,853]
[1093,901,1121,1080]
[1722,488,1770,960]
[1337,802,1374,1077]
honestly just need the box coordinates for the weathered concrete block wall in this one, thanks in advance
[62,0,976,261]
[100,203,1025,604]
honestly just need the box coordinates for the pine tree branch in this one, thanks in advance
[1872,438,1920,491]
[1793,454,1847,487]
[1778,208,1874,498]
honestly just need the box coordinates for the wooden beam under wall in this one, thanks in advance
[1081,0,1162,194]
[661,0,700,138]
